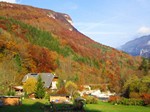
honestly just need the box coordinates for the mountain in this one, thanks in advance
[120,35,150,58]
[0,2,142,93]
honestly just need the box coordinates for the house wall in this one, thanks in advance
[51,81,57,90]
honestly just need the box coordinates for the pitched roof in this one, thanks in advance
[22,73,54,88]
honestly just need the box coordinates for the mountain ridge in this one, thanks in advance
[0,2,143,93]
[120,35,150,58]
[0,1,110,59]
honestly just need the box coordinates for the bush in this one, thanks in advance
[7,90,15,96]
[110,98,144,106]
[83,96,98,104]
[130,92,140,99]
[24,92,29,98]
[121,98,144,106]
[141,93,150,106]
[73,92,81,100]
[109,96,145,106]
[23,77,37,94]
[44,92,50,100]
[109,96,121,104]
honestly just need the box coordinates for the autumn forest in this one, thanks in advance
[0,2,150,99]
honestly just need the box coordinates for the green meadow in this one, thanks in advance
[85,101,150,112]
[0,99,149,112]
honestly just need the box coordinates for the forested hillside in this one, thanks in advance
[0,2,148,95]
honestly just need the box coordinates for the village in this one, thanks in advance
[0,73,115,107]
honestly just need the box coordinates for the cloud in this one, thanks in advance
[75,16,121,32]
[59,2,78,11]
[82,31,126,35]
[137,26,150,35]
[69,4,78,10]
[0,0,16,3]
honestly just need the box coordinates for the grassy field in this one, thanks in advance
[0,99,150,112]
[85,101,150,112]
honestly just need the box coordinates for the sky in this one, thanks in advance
[1,0,150,48]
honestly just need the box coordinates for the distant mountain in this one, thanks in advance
[120,35,150,58]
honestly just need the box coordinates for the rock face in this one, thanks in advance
[120,35,150,58]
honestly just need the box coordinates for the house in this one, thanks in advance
[50,94,70,103]
[90,90,115,101]
[50,86,71,103]
[83,85,91,91]
[12,86,24,96]
[22,73,58,90]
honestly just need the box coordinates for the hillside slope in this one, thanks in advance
[121,35,150,58]
[0,2,142,93]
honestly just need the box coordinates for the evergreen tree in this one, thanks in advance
[35,75,45,99]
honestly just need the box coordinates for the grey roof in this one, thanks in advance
[22,73,54,88]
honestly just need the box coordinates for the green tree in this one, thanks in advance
[23,77,37,94]
[139,58,149,75]
[139,75,150,93]
[123,75,150,98]
[122,75,139,98]
[35,75,45,99]
[65,81,77,99]
[0,58,19,94]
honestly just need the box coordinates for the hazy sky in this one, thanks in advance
[1,0,150,48]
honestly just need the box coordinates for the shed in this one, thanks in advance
[0,96,21,106]
[50,94,70,103]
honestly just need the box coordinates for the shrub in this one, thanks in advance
[108,96,121,103]
[7,90,16,96]
[24,92,29,98]
[141,93,150,106]
[44,92,50,100]
[65,81,77,99]
[130,92,140,99]
[73,92,81,100]
[109,96,144,106]
[117,98,144,106]
[23,77,37,94]
[83,96,98,104]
